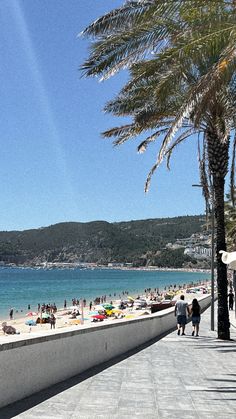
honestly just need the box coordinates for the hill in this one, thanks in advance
[0,215,207,267]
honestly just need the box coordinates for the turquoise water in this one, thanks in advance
[0,267,210,319]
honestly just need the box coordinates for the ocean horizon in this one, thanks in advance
[0,266,210,320]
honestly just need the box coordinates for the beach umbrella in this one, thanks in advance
[25,319,37,326]
[42,313,50,319]
[94,305,106,311]
[112,309,123,314]
[105,309,114,316]
[102,304,114,310]
[92,314,106,320]
[26,312,38,317]
[127,296,135,301]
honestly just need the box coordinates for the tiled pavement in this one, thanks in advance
[1,305,236,419]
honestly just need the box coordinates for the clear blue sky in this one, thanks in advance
[0,0,207,231]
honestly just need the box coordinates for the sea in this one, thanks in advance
[0,267,210,320]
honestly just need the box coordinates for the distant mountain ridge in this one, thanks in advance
[0,215,206,267]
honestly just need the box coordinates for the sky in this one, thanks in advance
[0,0,207,231]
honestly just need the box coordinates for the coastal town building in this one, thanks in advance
[166,232,212,260]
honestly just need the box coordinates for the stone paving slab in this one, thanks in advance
[1,304,236,419]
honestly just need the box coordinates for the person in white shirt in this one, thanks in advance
[174,294,190,336]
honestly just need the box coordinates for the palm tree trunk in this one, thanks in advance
[207,127,230,340]
[213,174,230,340]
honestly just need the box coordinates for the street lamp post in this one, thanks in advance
[192,184,215,331]
[210,199,215,331]
[233,271,236,320]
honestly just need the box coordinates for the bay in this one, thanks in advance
[0,267,210,319]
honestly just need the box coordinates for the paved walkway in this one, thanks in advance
[1,305,236,419]
[229,308,236,329]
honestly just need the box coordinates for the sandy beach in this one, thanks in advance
[0,280,211,341]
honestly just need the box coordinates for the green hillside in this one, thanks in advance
[0,215,206,267]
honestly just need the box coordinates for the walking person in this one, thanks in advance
[174,294,190,336]
[228,289,234,310]
[190,298,201,337]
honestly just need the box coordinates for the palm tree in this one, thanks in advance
[103,58,235,339]
[81,1,236,339]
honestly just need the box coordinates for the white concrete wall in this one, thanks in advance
[0,294,211,408]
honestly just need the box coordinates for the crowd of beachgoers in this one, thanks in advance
[0,278,211,338]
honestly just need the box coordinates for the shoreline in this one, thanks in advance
[0,267,211,321]
[0,278,211,339]
[0,264,211,273]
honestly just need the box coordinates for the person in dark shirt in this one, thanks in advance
[9,308,13,320]
[228,289,234,310]
[190,298,201,337]
[50,313,56,329]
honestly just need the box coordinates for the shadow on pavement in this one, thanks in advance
[0,327,175,419]
[202,388,236,393]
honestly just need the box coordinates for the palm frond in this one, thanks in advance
[81,21,175,80]
[102,123,143,146]
[81,1,157,37]
[166,128,197,169]
[198,134,211,205]
[137,128,169,153]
